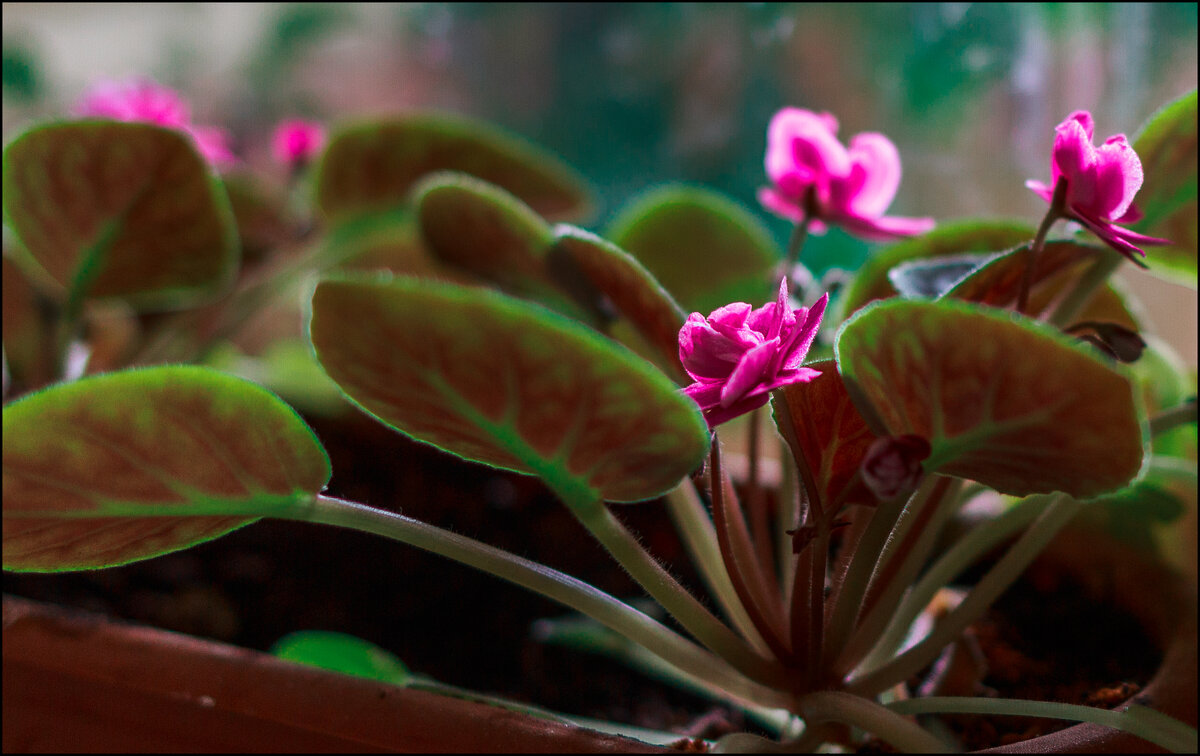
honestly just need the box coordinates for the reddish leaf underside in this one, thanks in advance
[944,241,1140,329]
[547,226,688,384]
[2,366,331,571]
[774,361,878,512]
[606,186,778,315]
[309,277,709,503]
[838,220,1034,318]
[2,121,237,310]
[314,115,593,223]
[836,300,1144,499]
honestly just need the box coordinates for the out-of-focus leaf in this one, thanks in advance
[836,299,1144,499]
[1130,90,1197,287]
[221,172,296,263]
[310,276,708,503]
[414,172,588,320]
[1,255,55,391]
[2,122,239,311]
[314,114,593,223]
[3,366,330,571]
[547,225,687,383]
[606,185,779,315]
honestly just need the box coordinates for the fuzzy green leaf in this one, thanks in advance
[606,185,779,315]
[1130,90,1197,286]
[836,300,1144,498]
[2,366,330,572]
[2,121,238,311]
[310,276,708,503]
[314,114,593,223]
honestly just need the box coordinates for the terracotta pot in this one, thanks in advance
[2,595,664,753]
[5,520,1193,753]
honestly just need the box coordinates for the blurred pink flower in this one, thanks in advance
[758,108,935,241]
[74,78,235,168]
[680,279,827,429]
[271,119,327,167]
[1026,110,1168,263]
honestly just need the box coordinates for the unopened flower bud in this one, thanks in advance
[861,434,931,500]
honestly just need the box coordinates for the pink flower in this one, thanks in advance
[1026,110,1169,263]
[74,78,235,168]
[271,119,326,168]
[757,108,935,241]
[680,279,828,429]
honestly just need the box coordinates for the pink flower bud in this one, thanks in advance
[271,119,327,168]
[758,108,935,241]
[861,434,931,500]
[74,77,235,168]
[1025,110,1168,263]
[679,278,827,429]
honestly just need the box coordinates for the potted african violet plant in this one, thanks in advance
[2,76,1197,752]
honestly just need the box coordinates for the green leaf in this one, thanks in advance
[547,225,687,383]
[839,219,1033,318]
[605,185,779,315]
[773,361,878,512]
[1130,90,1197,287]
[413,172,588,320]
[836,299,1144,499]
[310,276,709,503]
[221,172,296,263]
[2,366,330,572]
[2,121,238,311]
[271,630,411,685]
[313,114,593,224]
[1,254,55,391]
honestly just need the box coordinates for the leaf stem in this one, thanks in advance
[887,698,1198,754]
[297,494,795,709]
[665,480,774,657]
[857,495,1045,674]
[846,494,1085,698]
[798,691,952,753]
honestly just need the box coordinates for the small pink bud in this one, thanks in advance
[861,434,931,500]
[271,119,326,168]
[758,107,934,241]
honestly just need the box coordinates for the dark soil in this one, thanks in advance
[3,410,1164,749]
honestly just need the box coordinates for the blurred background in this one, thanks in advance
[4,2,1197,364]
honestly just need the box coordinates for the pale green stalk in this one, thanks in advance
[665,480,774,657]
[798,691,952,753]
[857,496,1045,674]
[888,699,1198,754]
[846,495,1085,698]
[296,495,795,709]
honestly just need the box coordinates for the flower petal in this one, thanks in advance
[779,293,828,372]
[1091,134,1143,221]
[843,133,902,217]
[832,212,937,242]
[720,338,779,408]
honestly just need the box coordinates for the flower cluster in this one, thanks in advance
[757,108,935,241]
[74,77,235,167]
